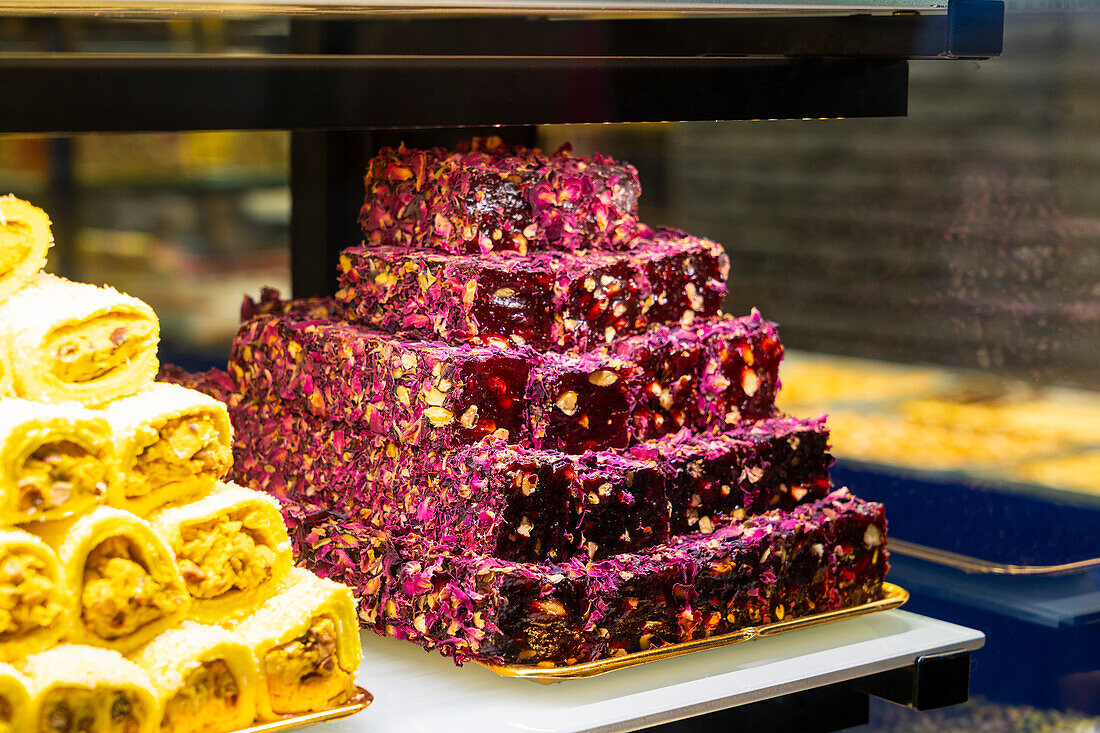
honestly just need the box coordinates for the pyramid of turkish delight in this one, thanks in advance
[198,137,889,666]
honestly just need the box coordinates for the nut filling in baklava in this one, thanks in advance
[125,416,232,500]
[81,537,181,640]
[39,687,148,733]
[263,617,354,715]
[176,511,278,600]
[17,439,109,516]
[160,660,241,733]
[48,314,156,385]
[0,693,13,733]
[0,548,64,643]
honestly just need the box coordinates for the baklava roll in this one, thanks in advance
[0,663,32,733]
[105,384,233,517]
[234,568,362,721]
[0,196,52,305]
[0,398,113,524]
[132,622,258,733]
[0,348,10,397]
[30,507,191,654]
[0,529,69,661]
[150,482,292,624]
[22,644,157,733]
[0,273,159,408]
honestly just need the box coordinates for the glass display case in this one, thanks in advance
[4,1,1097,730]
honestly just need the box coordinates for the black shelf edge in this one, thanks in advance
[0,55,909,133]
[647,652,975,732]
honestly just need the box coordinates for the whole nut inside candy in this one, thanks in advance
[555,390,579,415]
[587,370,619,387]
[863,524,884,548]
[424,406,454,426]
[459,406,479,428]
[742,369,760,397]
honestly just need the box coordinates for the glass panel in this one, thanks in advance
[0,131,290,367]
[544,3,1098,717]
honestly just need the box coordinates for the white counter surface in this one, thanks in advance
[314,610,984,733]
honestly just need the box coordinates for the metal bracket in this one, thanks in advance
[853,651,973,710]
[947,0,1005,58]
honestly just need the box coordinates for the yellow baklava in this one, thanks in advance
[132,621,258,733]
[0,660,32,732]
[22,644,157,733]
[30,507,190,654]
[0,398,113,524]
[105,384,233,517]
[0,273,158,407]
[0,529,69,661]
[150,482,292,624]
[0,195,52,306]
[233,568,361,721]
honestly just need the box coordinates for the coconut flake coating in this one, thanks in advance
[336,228,728,350]
[359,137,643,255]
[280,488,887,666]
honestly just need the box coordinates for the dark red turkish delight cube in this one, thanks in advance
[697,311,784,425]
[827,497,889,605]
[480,573,593,664]
[527,352,637,453]
[358,137,642,254]
[337,230,728,352]
[609,327,705,441]
[337,246,561,349]
[451,354,531,444]
[638,229,729,327]
[575,452,671,559]
[228,308,533,449]
[475,448,671,562]
[635,416,834,533]
[469,264,559,348]
[561,255,648,347]
[475,448,587,562]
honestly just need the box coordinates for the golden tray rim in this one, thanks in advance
[235,686,374,732]
[478,581,908,682]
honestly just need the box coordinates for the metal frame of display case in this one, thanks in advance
[0,3,1002,728]
[0,0,1003,295]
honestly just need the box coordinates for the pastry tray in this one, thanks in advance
[479,582,908,683]
[237,687,373,732]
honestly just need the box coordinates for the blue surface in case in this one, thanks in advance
[833,460,1100,567]
[886,555,1100,709]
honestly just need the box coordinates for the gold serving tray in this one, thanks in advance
[237,687,374,732]
[479,582,908,683]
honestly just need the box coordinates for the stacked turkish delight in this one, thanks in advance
[283,487,885,665]
[198,137,888,666]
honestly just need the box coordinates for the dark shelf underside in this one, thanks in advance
[0,55,908,133]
